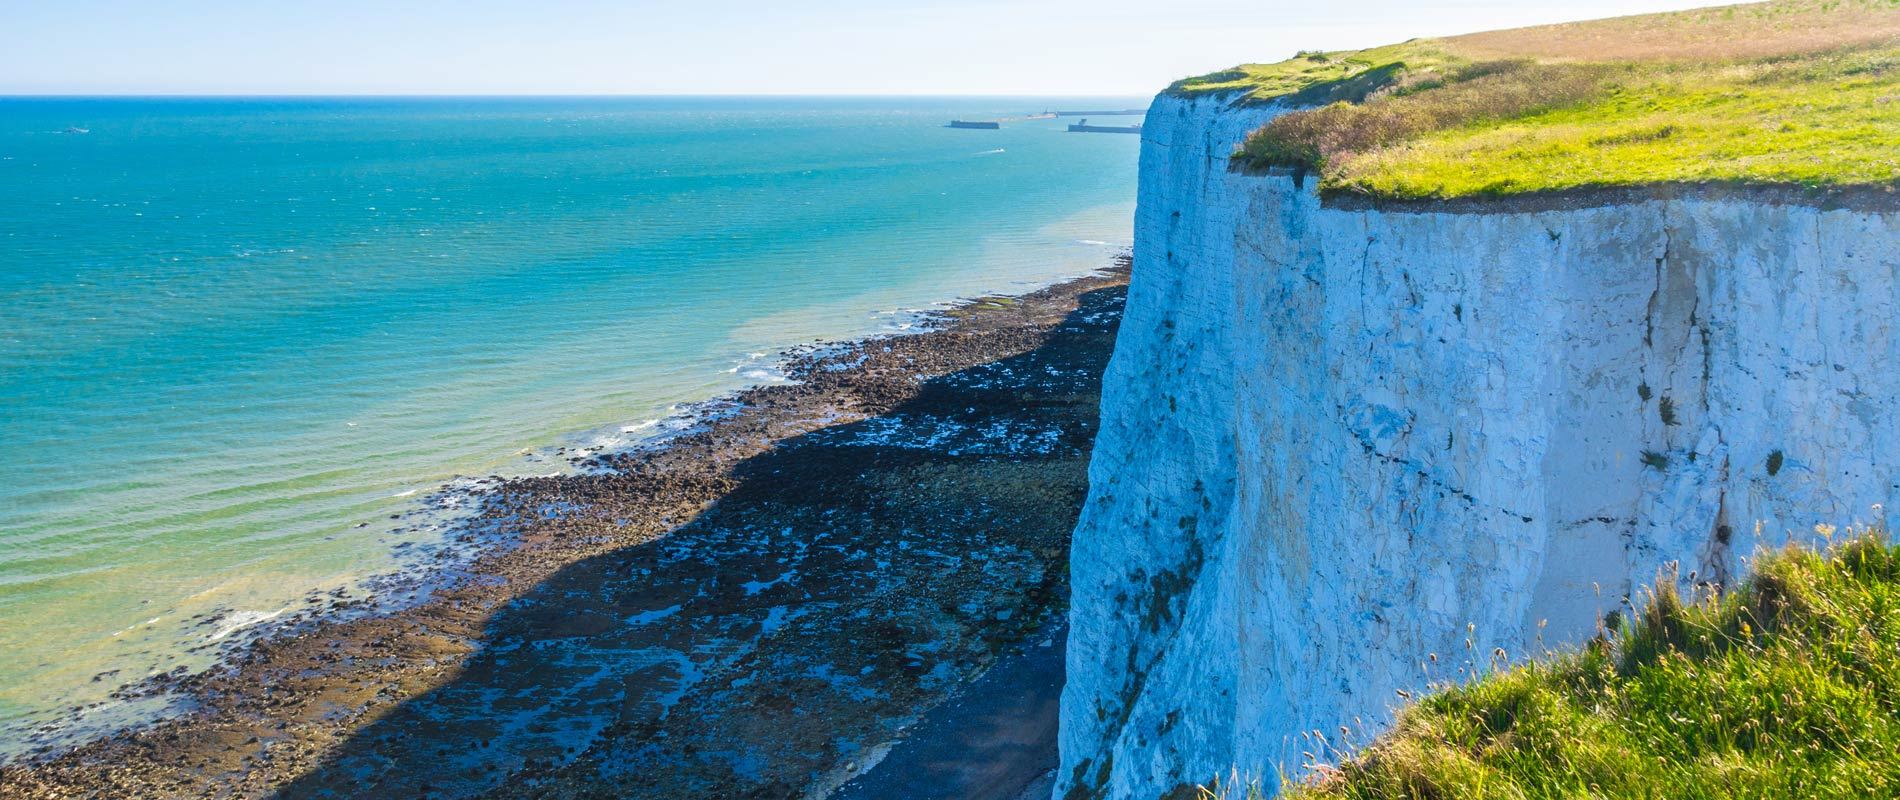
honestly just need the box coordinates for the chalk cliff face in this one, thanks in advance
[1057,92,1900,799]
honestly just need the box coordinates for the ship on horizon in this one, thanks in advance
[1067,118,1141,134]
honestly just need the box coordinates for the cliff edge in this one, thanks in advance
[1059,3,1900,797]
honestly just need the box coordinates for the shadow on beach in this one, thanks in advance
[262,282,1126,800]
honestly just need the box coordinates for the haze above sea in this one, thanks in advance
[0,96,1142,753]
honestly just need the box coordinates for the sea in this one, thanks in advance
[0,95,1143,755]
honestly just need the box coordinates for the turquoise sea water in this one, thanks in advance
[0,96,1141,753]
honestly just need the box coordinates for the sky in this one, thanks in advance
[1,0,1731,96]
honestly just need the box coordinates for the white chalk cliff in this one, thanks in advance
[1057,91,1900,799]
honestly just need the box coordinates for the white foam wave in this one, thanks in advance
[205,609,286,643]
[739,367,789,383]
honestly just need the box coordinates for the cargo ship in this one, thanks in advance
[1066,119,1143,134]
[946,113,1057,129]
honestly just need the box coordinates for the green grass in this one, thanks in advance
[1282,533,1900,800]
[1327,50,1900,199]
[1168,42,1458,106]
[1173,0,1900,200]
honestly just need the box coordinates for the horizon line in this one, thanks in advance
[0,91,1160,99]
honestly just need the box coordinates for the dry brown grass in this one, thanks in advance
[1241,61,1618,180]
[1446,0,1900,62]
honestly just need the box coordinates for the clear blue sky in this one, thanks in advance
[2,0,1728,95]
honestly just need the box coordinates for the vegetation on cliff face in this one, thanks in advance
[1279,532,1900,799]
[1173,0,1900,199]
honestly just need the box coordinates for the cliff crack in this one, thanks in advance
[1643,222,1671,349]
[1341,407,1538,525]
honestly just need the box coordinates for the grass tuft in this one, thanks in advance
[1287,531,1900,799]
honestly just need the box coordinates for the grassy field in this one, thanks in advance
[1267,533,1900,799]
[1173,0,1900,200]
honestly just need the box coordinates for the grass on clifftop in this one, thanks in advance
[1278,532,1900,800]
[1173,0,1900,200]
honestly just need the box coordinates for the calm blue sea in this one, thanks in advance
[0,96,1142,753]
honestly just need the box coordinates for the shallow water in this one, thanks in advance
[0,96,1141,753]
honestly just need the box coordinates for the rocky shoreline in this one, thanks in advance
[1,259,1129,799]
